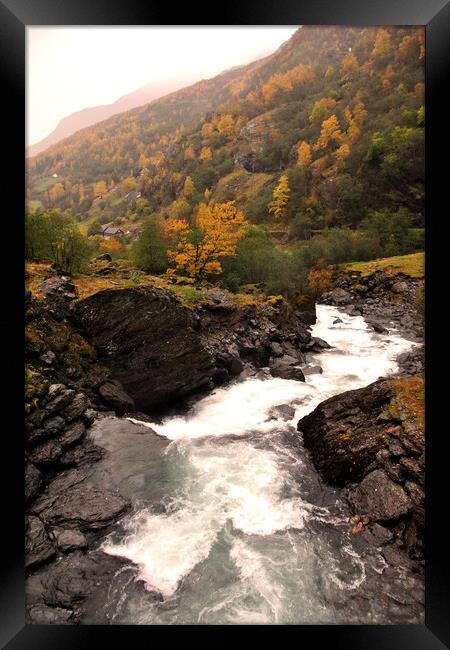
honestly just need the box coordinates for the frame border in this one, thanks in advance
[2,0,449,647]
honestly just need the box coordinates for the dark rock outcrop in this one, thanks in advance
[73,287,215,412]
[98,379,135,413]
[321,269,424,342]
[297,375,424,558]
[25,515,56,569]
[269,356,305,381]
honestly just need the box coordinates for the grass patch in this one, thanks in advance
[340,252,424,278]
[32,176,60,193]
[388,375,424,432]
[28,199,44,212]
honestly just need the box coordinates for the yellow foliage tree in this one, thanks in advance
[49,182,65,203]
[199,147,213,163]
[341,52,358,75]
[184,146,195,161]
[372,28,392,57]
[165,201,247,281]
[183,176,196,199]
[314,115,343,151]
[93,180,107,198]
[268,175,291,220]
[201,122,214,138]
[217,114,234,136]
[334,143,351,162]
[297,141,312,168]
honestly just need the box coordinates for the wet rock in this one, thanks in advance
[42,415,65,436]
[54,528,88,552]
[333,318,343,324]
[270,341,284,357]
[61,392,89,422]
[59,440,105,468]
[28,440,63,468]
[306,336,331,351]
[58,420,86,447]
[267,404,296,421]
[27,603,74,624]
[25,462,42,503]
[366,319,389,334]
[328,288,352,305]
[348,470,411,522]
[39,485,130,530]
[269,356,305,381]
[98,380,135,413]
[44,387,76,416]
[26,516,56,569]
[301,364,323,376]
[73,287,215,412]
[26,550,133,614]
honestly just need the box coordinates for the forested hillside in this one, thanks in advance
[27,26,424,236]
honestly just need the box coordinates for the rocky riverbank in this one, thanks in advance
[320,268,424,376]
[297,374,425,608]
[25,270,318,622]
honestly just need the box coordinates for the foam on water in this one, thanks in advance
[101,304,417,619]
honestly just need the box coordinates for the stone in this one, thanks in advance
[333,318,343,324]
[58,440,104,467]
[25,462,42,504]
[54,528,88,552]
[392,281,409,294]
[28,440,63,467]
[40,350,56,365]
[301,364,323,376]
[27,604,73,624]
[44,388,76,416]
[349,470,411,522]
[42,415,65,436]
[58,420,86,447]
[270,341,284,357]
[267,404,296,421]
[26,550,133,612]
[60,392,89,422]
[366,319,389,334]
[98,380,135,413]
[26,516,56,569]
[329,288,352,305]
[269,356,305,381]
[39,485,130,530]
[95,253,112,262]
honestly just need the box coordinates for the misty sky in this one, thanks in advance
[26,26,298,146]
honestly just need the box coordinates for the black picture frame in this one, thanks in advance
[2,0,449,647]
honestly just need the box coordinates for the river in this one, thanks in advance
[83,304,418,624]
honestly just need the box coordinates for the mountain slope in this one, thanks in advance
[27,78,192,157]
[27,26,424,231]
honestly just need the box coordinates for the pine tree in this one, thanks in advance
[268,175,291,220]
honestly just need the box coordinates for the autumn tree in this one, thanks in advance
[165,201,247,281]
[307,258,334,296]
[341,52,358,75]
[217,114,234,136]
[93,180,107,198]
[309,97,337,124]
[268,175,291,220]
[314,115,344,151]
[297,141,312,168]
[372,28,392,57]
[183,176,196,199]
[199,147,213,163]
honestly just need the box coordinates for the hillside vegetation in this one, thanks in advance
[27,26,424,236]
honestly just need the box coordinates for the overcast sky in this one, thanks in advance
[26,26,298,146]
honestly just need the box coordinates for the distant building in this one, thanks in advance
[99,225,125,240]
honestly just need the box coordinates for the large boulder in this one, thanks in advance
[73,287,215,412]
[269,356,305,381]
[348,469,411,522]
[98,379,135,413]
[297,375,424,557]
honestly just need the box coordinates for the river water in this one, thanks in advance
[85,304,418,624]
